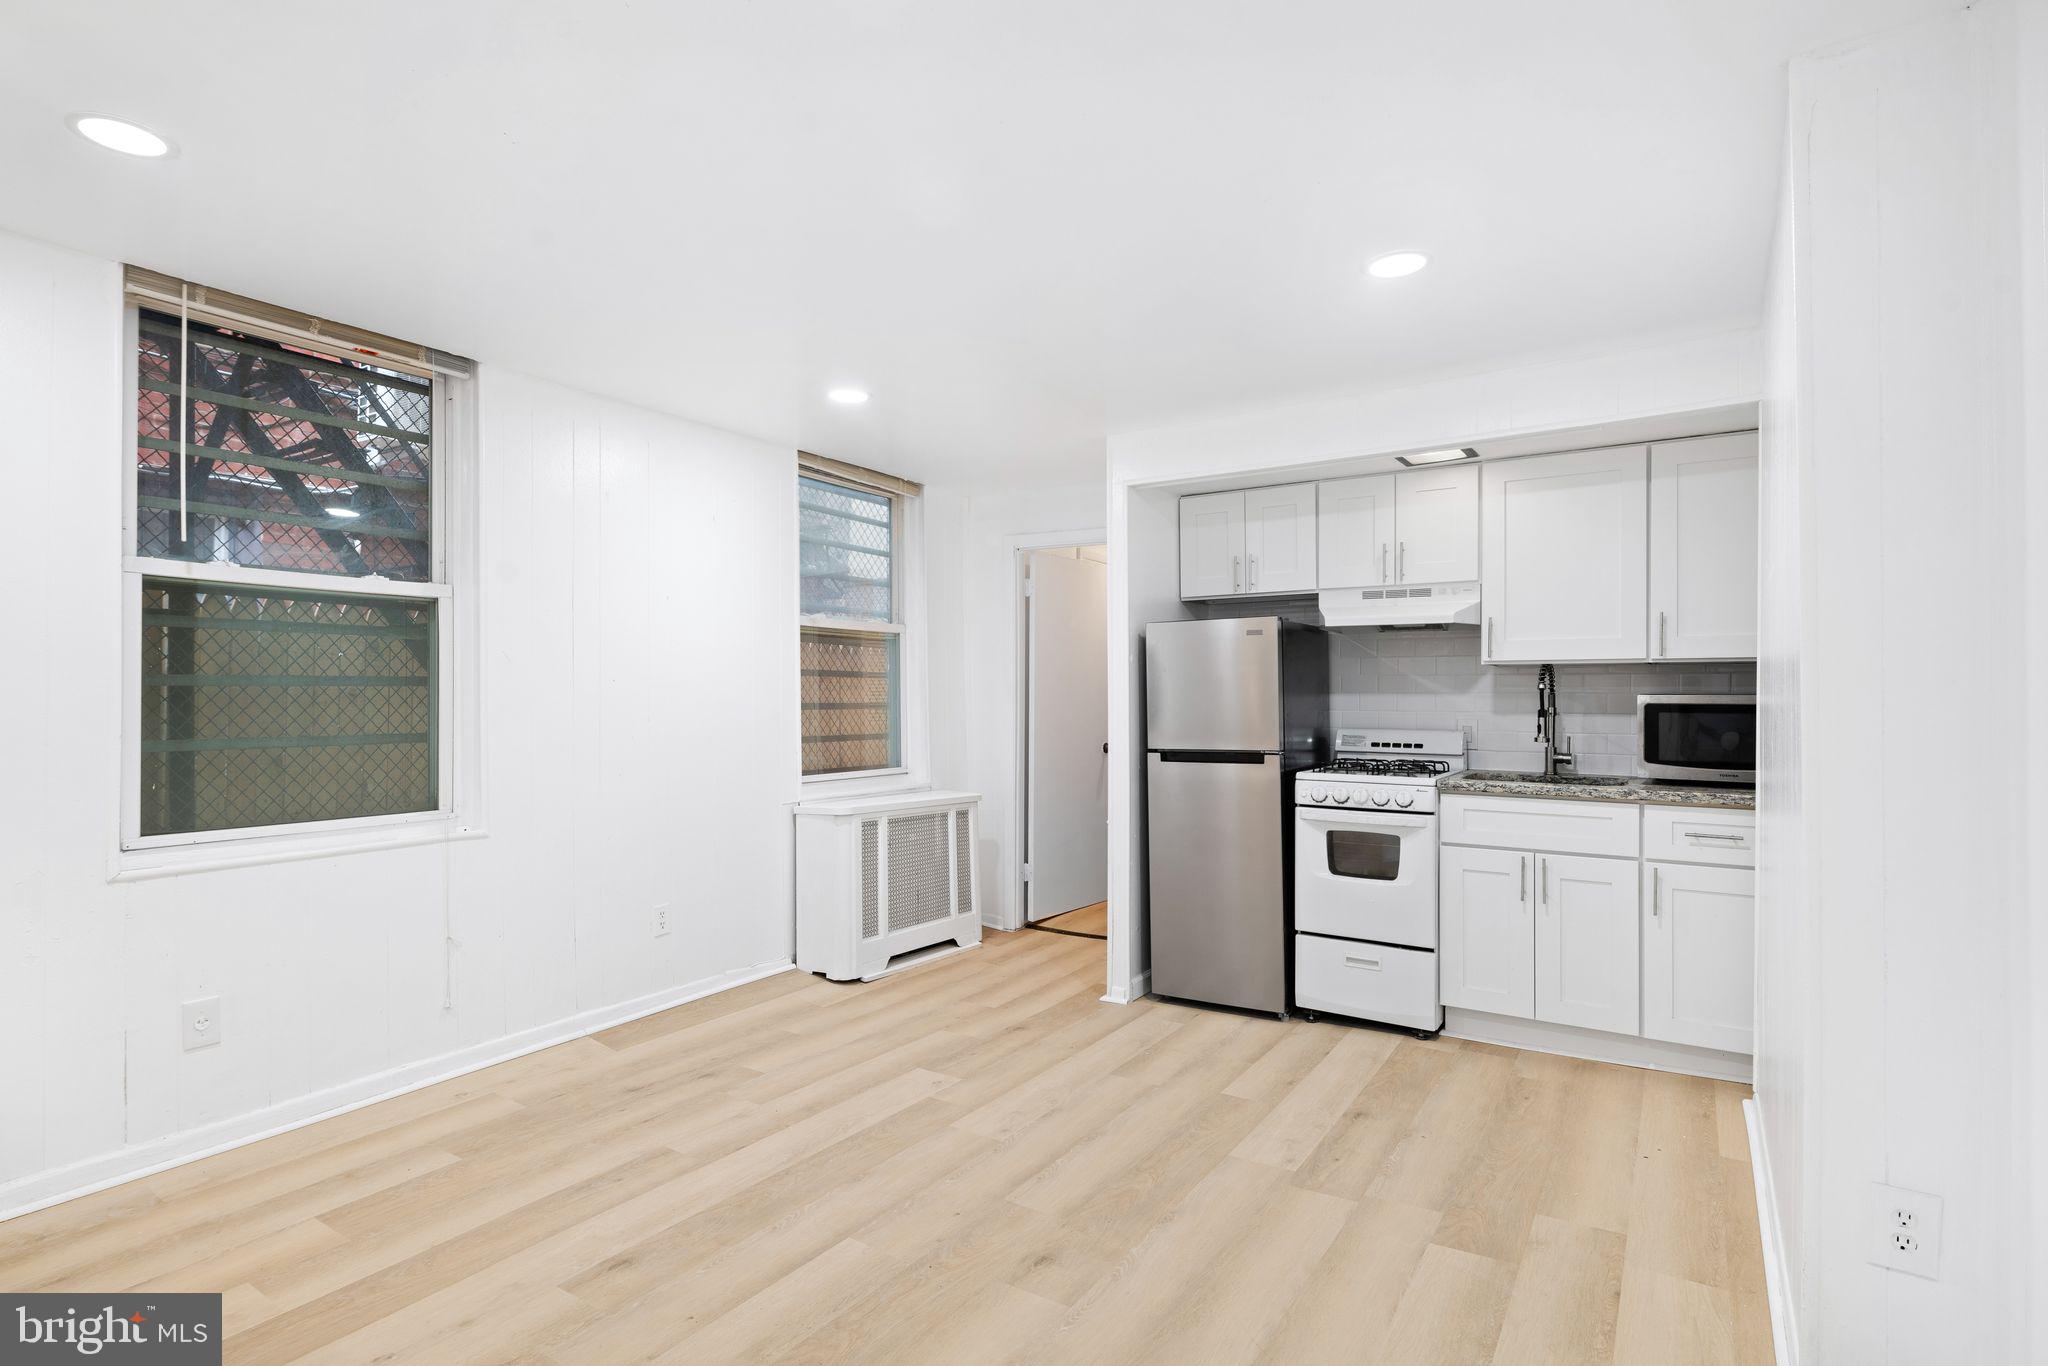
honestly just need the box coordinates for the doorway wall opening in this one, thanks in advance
[1019,543,1109,943]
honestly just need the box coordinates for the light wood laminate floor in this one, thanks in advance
[0,928,1772,1364]
[1031,901,1108,938]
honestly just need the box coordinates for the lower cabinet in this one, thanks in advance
[1440,846,1534,1018]
[1443,846,1637,1033]
[1642,861,1756,1053]
[1534,853,1641,1035]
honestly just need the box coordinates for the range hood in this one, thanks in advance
[1316,582,1482,629]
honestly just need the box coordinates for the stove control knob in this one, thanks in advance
[1305,786,1326,803]
[1395,790,1416,808]
[1331,789,1351,804]
[1371,789,1391,807]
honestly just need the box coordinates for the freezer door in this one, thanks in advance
[1145,751,1286,1013]
[1145,618,1281,752]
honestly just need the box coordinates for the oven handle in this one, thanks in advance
[1295,809,1434,830]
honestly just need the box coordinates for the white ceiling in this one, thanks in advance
[1,0,1952,486]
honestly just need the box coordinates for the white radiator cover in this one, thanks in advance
[795,789,982,981]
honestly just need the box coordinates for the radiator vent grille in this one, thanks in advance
[954,810,973,920]
[859,819,880,938]
[887,812,952,931]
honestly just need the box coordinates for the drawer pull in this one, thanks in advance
[1684,831,1747,843]
[1343,955,1383,971]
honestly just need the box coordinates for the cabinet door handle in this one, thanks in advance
[1486,617,1495,657]
[1232,555,1241,592]
[1652,865,1662,918]
[1657,609,1667,656]
[1399,541,1407,581]
[1541,856,1550,905]
[1249,554,1258,589]
[1344,955,1383,971]
[1381,543,1389,583]
[1519,854,1527,903]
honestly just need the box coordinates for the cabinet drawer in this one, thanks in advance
[1294,934,1439,1032]
[1642,805,1755,867]
[1440,795,1640,859]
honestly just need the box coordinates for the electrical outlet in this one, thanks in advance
[652,903,671,937]
[1868,1182,1943,1279]
[182,997,222,1051]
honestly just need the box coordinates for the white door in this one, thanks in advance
[1316,475,1396,588]
[1534,852,1641,1034]
[1649,433,1759,660]
[1439,845,1534,1018]
[1395,463,1479,583]
[1027,551,1110,921]
[1643,861,1755,1052]
[1242,483,1318,594]
[1481,446,1649,661]
[1179,491,1244,598]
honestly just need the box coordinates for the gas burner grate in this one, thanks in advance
[1321,757,1452,777]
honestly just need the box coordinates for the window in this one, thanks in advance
[798,462,917,778]
[122,270,465,847]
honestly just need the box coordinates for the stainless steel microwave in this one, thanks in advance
[1638,695,1756,784]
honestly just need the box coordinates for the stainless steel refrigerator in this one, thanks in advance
[1143,616,1327,1015]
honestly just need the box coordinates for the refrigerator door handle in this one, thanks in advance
[1151,749,1270,764]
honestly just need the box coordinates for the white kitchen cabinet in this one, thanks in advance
[1316,474,1396,587]
[1241,482,1318,594]
[1643,861,1755,1052]
[1178,490,1245,598]
[1394,463,1479,584]
[1649,433,1759,660]
[1440,845,1535,1018]
[1534,852,1640,1035]
[1481,445,1649,662]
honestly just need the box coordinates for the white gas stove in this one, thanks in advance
[1291,728,1467,1034]
[1296,729,1468,815]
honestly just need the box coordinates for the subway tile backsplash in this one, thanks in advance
[1325,625,1755,776]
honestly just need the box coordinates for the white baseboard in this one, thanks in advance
[1103,969,1150,1005]
[1442,1008,1753,1083]
[1744,1097,1797,1366]
[0,958,796,1224]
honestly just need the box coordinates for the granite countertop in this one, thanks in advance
[1440,771,1756,811]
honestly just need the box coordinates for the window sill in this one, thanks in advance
[110,816,487,883]
[800,769,928,802]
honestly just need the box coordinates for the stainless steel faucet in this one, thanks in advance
[1535,664,1576,778]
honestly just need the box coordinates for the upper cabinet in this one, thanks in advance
[1481,445,1649,662]
[1649,433,1759,660]
[1179,483,1315,599]
[1242,483,1319,594]
[1178,490,1246,598]
[1316,474,1396,588]
[1393,464,1480,584]
[1314,464,1478,590]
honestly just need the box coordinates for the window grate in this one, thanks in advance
[139,578,436,836]
[135,308,432,582]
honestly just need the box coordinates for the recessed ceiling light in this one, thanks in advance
[324,506,361,519]
[1366,251,1429,279]
[70,115,171,158]
[1394,447,1478,467]
[827,387,870,405]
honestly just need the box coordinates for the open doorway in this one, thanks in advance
[1020,545,1109,941]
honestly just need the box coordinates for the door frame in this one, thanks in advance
[1010,529,1108,932]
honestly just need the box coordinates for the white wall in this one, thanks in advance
[925,478,1105,931]
[1755,3,2044,1359]
[1102,327,1767,1002]
[0,229,802,1215]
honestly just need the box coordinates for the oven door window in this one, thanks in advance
[1326,829,1403,881]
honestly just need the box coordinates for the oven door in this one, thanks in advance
[1292,806,1438,950]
